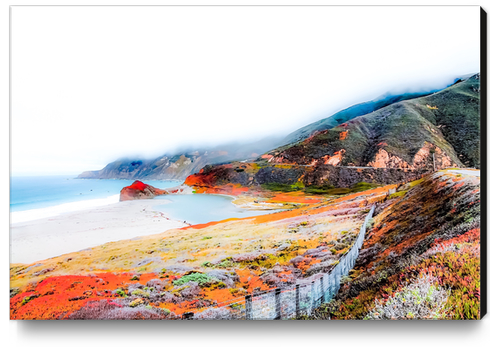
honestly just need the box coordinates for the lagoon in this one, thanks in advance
[154,194,274,225]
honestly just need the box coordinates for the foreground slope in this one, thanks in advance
[303,169,480,320]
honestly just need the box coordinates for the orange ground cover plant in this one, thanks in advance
[10,273,158,320]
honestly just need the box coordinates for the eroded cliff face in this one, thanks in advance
[367,142,457,170]
[323,149,345,166]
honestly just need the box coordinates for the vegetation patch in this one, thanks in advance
[173,273,219,287]
[261,182,303,192]
[364,274,449,320]
[389,191,407,199]
[301,171,480,320]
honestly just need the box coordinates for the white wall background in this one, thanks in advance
[4,1,489,346]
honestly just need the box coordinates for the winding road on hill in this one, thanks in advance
[450,169,480,177]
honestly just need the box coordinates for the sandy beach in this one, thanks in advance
[10,199,187,264]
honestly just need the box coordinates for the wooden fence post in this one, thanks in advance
[275,288,281,320]
[182,312,194,320]
[310,282,315,311]
[295,284,300,317]
[245,294,252,320]
[320,276,325,304]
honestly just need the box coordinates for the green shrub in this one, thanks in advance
[389,191,408,199]
[129,298,144,308]
[218,260,235,268]
[261,183,297,192]
[292,181,305,190]
[350,182,378,192]
[130,289,150,298]
[304,184,335,194]
[173,273,218,287]
[366,218,375,230]
[115,288,127,297]
[21,294,38,306]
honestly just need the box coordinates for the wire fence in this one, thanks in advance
[180,204,375,320]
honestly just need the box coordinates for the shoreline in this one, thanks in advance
[10,194,122,224]
[10,189,284,265]
[10,199,186,265]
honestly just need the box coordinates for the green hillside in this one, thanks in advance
[280,91,435,146]
[263,74,480,169]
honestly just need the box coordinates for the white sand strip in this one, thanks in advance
[10,199,186,264]
[11,194,121,224]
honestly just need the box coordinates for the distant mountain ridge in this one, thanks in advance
[77,137,282,180]
[279,76,469,146]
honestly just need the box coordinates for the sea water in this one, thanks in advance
[10,175,274,225]
[10,175,180,224]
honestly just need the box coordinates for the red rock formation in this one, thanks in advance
[120,180,167,201]
[322,149,346,166]
[367,142,457,170]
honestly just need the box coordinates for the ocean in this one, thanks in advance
[10,175,180,224]
[10,175,274,225]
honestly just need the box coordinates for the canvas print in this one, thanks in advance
[10,6,484,320]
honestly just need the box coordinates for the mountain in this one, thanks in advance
[280,92,433,146]
[77,137,282,180]
[279,76,472,147]
[182,74,479,193]
[263,73,480,170]
[79,74,479,181]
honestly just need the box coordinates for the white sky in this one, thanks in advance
[11,6,480,175]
